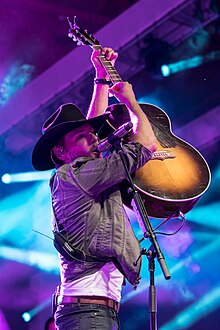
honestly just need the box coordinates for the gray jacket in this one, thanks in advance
[50,142,152,286]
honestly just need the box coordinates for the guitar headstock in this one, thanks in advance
[67,17,100,48]
[66,16,122,86]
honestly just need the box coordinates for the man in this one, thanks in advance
[32,48,157,330]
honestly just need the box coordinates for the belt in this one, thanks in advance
[57,295,120,313]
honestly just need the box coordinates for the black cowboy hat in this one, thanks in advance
[32,103,110,171]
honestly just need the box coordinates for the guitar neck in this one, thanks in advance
[93,45,122,85]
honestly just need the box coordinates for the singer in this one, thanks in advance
[32,47,157,330]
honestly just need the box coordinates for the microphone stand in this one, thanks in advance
[113,138,171,330]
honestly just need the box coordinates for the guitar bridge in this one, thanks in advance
[151,150,176,161]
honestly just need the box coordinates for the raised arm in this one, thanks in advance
[87,47,118,119]
[109,82,157,153]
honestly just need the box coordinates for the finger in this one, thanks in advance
[102,47,112,60]
[102,47,118,61]
[110,51,118,62]
[102,47,113,54]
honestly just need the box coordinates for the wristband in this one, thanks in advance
[94,78,112,86]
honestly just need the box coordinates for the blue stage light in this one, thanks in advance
[22,312,31,322]
[1,171,52,184]
[22,298,52,322]
[161,65,171,77]
[160,51,220,77]
[1,174,11,184]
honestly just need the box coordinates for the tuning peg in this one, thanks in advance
[77,41,83,46]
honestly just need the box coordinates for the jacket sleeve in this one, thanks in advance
[65,142,152,196]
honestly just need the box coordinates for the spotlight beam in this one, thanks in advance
[1,170,52,184]
[22,298,51,322]
[161,51,220,76]
[160,285,220,330]
[0,245,59,273]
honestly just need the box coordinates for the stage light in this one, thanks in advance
[1,174,11,184]
[22,298,51,322]
[161,65,171,77]
[1,170,52,184]
[160,51,220,77]
[22,312,31,322]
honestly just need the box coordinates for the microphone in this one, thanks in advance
[97,121,133,152]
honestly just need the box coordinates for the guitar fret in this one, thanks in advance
[107,71,120,75]
[107,76,122,83]
[109,75,120,77]
[109,77,121,81]
[109,76,122,82]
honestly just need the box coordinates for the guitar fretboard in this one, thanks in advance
[93,45,122,85]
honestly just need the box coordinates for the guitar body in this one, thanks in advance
[105,103,211,218]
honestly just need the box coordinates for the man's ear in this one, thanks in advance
[53,146,65,161]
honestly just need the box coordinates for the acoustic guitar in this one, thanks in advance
[67,18,211,218]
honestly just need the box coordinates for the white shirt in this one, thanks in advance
[60,262,124,302]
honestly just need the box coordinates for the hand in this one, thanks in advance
[109,81,137,107]
[91,47,118,79]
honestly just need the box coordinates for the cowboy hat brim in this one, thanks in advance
[32,113,110,171]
